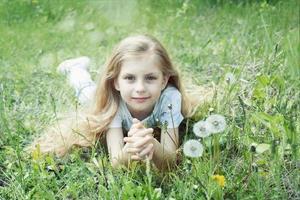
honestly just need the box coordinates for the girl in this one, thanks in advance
[29,34,205,170]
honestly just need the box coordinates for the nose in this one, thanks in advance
[135,80,146,93]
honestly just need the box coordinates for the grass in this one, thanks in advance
[0,0,299,199]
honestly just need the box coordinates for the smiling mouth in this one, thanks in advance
[132,97,150,102]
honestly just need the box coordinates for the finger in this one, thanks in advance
[132,118,140,124]
[133,123,145,130]
[131,120,145,129]
[148,150,154,160]
[128,128,139,137]
[124,137,133,143]
[124,135,153,146]
[130,155,143,161]
[126,147,142,154]
[132,135,153,148]
[133,128,153,137]
[138,143,154,157]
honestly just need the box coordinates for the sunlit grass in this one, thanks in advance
[0,0,299,199]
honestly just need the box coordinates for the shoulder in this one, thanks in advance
[156,85,184,128]
[109,99,132,130]
[161,85,182,99]
[160,85,182,104]
[157,85,182,113]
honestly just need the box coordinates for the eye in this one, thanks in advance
[145,75,157,81]
[124,75,135,81]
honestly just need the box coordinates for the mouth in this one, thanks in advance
[131,97,150,103]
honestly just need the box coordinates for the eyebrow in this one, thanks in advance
[122,73,159,76]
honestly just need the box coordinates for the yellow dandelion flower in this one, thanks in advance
[212,174,225,188]
[32,144,41,161]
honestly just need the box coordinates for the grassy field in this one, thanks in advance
[0,0,299,199]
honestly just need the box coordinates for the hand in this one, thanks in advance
[124,133,154,160]
[124,118,155,161]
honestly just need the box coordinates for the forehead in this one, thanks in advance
[119,55,162,75]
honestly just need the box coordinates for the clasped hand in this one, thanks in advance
[123,118,154,161]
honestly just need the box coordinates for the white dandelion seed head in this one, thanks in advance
[225,72,236,84]
[209,107,214,112]
[183,139,204,158]
[206,114,227,134]
[193,120,211,138]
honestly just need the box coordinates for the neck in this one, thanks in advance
[130,110,150,121]
[129,106,154,121]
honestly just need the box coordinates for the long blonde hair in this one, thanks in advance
[28,34,205,157]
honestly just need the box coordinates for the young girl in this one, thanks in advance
[29,34,205,170]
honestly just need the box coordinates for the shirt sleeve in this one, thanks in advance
[159,88,184,128]
[109,108,123,128]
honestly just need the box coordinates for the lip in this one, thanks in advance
[131,97,150,103]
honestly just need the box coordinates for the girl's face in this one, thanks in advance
[114,55,169,120]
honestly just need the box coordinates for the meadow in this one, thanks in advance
[0,0,299,199]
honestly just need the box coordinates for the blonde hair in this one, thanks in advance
[28,34,208,157]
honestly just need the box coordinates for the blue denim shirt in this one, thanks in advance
[109,85,184,131]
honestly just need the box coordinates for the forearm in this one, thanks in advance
[111,149,130,169]
[152,138,177,171]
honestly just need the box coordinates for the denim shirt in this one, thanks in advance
[109,85,184,131]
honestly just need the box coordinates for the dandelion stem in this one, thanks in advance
[213,135,220,173]
[238,95,246,132]
[169,105,179,147]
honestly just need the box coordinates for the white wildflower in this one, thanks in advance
[193,120,211,138]
[193,184,199,189]
[183,139,203,158]
[154,188,162,198]
[206,114,227,134]
[225,72,236,84]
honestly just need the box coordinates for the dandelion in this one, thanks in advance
[193,120,211,138]
[206,114,227,134]
[212,174,225,188]
[183,139,203,158]
[225,72,236,84]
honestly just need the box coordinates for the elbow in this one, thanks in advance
[155,153,177,171]
[111,159,119,169]
[111,157,124,169]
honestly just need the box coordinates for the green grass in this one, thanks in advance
[0,0,299,199]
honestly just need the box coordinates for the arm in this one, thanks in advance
[151,127,179,171]
[106,125,153,168]
[106,127,130,168]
